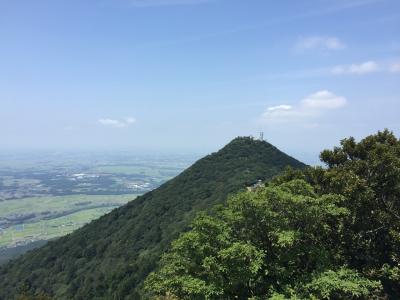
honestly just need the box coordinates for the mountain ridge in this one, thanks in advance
[0,137,306,299]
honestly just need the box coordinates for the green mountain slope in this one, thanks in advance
[0,137,305,299]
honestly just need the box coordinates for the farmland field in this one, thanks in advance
[0,194,138,248]
[0,151,197,260]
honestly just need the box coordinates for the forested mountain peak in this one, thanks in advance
[145,129,400,299]
[0,137,305,299]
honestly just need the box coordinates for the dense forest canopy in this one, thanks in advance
[145,130,400,299]
[0,137,304,299]
[2,130,399,299]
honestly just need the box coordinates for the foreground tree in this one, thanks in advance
[313,129,400,297]
[145,130,400,299]
[145,179,381,299]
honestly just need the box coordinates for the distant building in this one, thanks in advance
[247,179,264,191]
[259,132,264,141]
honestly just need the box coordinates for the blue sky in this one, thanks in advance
[1,0,399,163]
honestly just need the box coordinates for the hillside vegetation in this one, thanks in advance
[145,130,400,299]
[0,137,305,299]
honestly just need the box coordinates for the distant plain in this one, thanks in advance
[0,152,196,253]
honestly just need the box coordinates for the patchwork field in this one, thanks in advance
[0,194,138,248]
[0,151,197,259]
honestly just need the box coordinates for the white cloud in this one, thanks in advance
[301,90,347,109]
[262,106,305,123]
[267,105,292,111]
[296,36,346,51]
[390,63,400,73]
[98,117,136,128]
[125,117,137,124]
[261,90,347,124]
[331,60,379,75]
[98,119,125,128]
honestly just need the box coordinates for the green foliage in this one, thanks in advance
[0,137,304,299]
[145,180,358,299]
[146,213,265,299]
[304,268,381,299]
[3,130,399,299]
[314,129,400,297]
[145,130,400,299]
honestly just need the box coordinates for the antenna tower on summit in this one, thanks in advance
[259,132,264,141]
